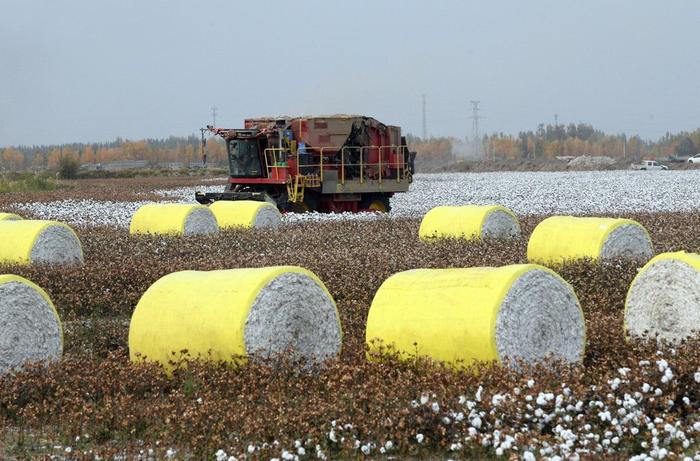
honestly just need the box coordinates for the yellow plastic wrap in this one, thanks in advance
[0,213,22,221]
[419,205,518,240]
[129,203,212,236]
[365,264,580,368]
[0,220,83,265]
[209,200,281,229]
[128,266,340,369]
[0,274,63,347]
[527,216,650,264]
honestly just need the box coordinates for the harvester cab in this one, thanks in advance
[195,115,416,213]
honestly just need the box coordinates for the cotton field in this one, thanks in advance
[14,171,700,229]
[2,173,700,460]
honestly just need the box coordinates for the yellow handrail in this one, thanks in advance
[262,145,408,184]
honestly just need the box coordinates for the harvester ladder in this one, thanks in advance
[287,175,305,203]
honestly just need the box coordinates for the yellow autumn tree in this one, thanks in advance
[1,147,25,170]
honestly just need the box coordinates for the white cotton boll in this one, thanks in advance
[328,430,337,443]
[458,395,467,404]
[492,394,504,406]
[247,445,255,454]
[416,433,424,444]
[661,368,673,383]
[656,359,668,372]
[475,386,483,402]
[431,402,440,413]
[642,383,652,393]
[281,450,294,460]
[523,451,536,461]
[384,441,393,451]
[360,445,370,455]
[471,416,482,429]
[420,395,429,405]
[694,371,700,383]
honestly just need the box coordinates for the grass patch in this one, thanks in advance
[0,174,62,193]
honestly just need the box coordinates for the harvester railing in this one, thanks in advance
[262,145,409,185]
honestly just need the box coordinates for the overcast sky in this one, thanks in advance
[1,0,699,147]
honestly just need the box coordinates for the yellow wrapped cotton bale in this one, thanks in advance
[0,274,63,375]
[129,266,342,370]
[0,213,22,221]
[129,203,218,236]
[0,220,83,265]
[419,205,520,241]
[365,264,585,369]
[209,200,282,230]
[625,251,700,344]
[527,216,652,265]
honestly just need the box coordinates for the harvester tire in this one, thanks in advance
[291,193,319,213]
[360,194,391,213]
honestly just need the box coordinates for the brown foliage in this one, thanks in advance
[2,213,700,458]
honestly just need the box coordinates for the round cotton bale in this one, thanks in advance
[129,203,219,236]
[209,200,282,230]
[0,213,22,221]
[625,251,700,344]
[366,264,585,369]
[0,274,63,375]
[419,205,520,241]
[129,266,342,369]
[0,220,83,266]
[527,216,653,265]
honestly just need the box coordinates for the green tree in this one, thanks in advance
[58,156,80,179]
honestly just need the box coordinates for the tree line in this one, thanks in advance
[0,136,227,171]
[408,123,700,163]
[2,124,700,172]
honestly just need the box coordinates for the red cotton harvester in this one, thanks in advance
[195,115,416,213]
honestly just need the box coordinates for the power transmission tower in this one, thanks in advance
[421,94,427,139]
[211,106,218,127]
[469,101,483,159]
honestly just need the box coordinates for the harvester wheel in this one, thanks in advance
[291,194,319,213]
[361,195,391,213]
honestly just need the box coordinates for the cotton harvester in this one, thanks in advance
[195,115,416,212]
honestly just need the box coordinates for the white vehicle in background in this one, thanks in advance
[631,160,668,171]
[687,153,700,164]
